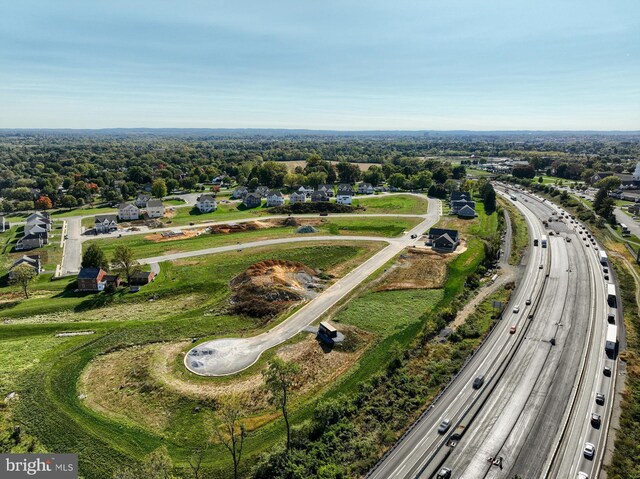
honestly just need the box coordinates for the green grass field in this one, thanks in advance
[352,194,429,214]
[83,216,420,260]
[0,193,497,479]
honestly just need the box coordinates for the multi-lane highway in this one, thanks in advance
[367,186,619,479]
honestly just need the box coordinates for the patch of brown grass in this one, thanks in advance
[377,249,449,290]
[79,329,371,432]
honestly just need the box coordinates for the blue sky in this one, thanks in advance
[1,0,639,130]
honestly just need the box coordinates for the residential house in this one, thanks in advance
[24,223,48,237]
[26,213,52,231]
[195,194,217,213]
[232,186,248,199]
[297,186,314,196]
[145,199,165,218]
[336,190,354,205]
[94,215,118,234]
[628,203,640,216]
[135,193,151,208]
[15,233,45,251]
[77,267,107,292]
[450,191,472,203]
[130,270,156,286]
[9,255,42,279]
[243,193,262,208]
[310,190,329,203]
[451,199,476,214]
[458,204,477,218]
[118,202,140,221]
[433,233,460,252]
[358,183,374,194]
[212,175,226,186]
[289,192,307,204]
[0,215,8,232]
[427,228,460,253]
[104,274,122,291]
[266,190,285,207]
[337,184,354,195]
[318,184,334,197]
[255,186,269,197]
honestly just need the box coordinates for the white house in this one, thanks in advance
[145,199,165,218]
[358,183,374,194]
[266,190,285,207]
[232,186,248,199]
[196,194,217,213]
[297,186,314,196]
[94,215,118,234]
[118,202,140,221]
[256,186,269,197]
[135,194,151,208]
[289,192,307,204]
[336,191,354,205]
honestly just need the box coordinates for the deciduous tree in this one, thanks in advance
[111,245,139,283]
[212,395,247,479]
[263,358,300,451]
[9,264,37,299]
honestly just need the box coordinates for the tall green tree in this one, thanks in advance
[263,358,300,451]
[9,264,37,299]
[111,245,139,283]
[151,179,168,198]
[82,244,109,270]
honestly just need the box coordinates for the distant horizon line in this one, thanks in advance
[1,127,639,134]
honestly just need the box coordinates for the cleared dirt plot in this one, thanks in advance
[228,259,324,319]
[79,328,370,433]
[377,248,448,291]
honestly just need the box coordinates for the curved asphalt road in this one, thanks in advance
[183,199,441,376]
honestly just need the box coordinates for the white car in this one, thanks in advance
[583,442,595,459]
[513,306,520,313]
[577,473,589,479]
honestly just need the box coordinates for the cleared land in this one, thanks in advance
[83,216,421,260]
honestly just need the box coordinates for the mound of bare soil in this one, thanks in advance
[229,260,322,320]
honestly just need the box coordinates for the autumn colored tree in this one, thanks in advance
[34,195,52,210]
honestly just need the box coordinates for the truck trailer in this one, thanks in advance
[605,324,618,355]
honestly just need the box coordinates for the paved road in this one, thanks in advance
[60,217,82,275]
[368,191,550,479]
[183,199,441,376]
[367,188,616,479]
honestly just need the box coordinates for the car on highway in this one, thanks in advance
[583,442,595,459]
[539,264,544,269]
[410,234,417,239]
[472,376,484,389]
[510,325,517,334]
[513,306,520,313]
[577,472,589,479]
[604,366,612,376]
[436,467,452,479]
[591,413,601,427]
[437,419,451,434]
[586,243,590,247]
[603,267,609,273]
[604,274,610,281]
[525,298,531,305]
[596,392,605,405]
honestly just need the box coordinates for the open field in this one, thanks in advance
[129,194,428,227]
[83,216,420,259]
[0,198,499,479]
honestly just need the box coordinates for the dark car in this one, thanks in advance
[472,376,485,389]
[591,413,601,427]
[604,366,612,376]
[595,393,605,405]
